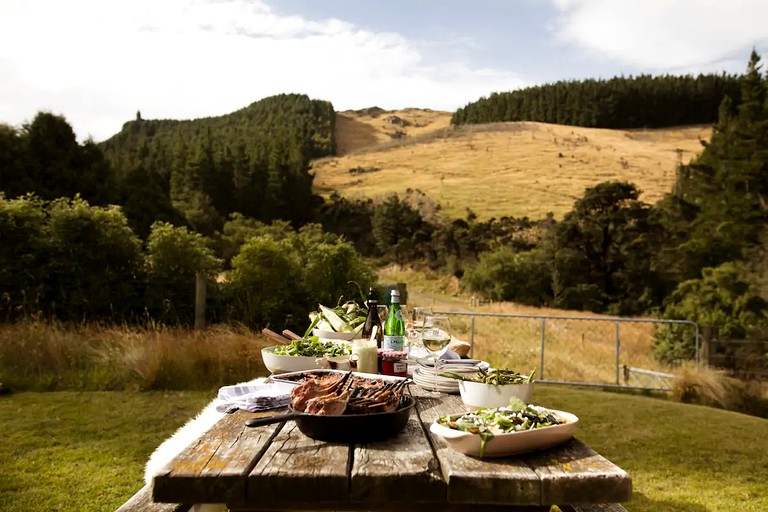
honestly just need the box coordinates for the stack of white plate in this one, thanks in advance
[412,359,489,394]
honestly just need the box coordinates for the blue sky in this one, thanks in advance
[1,0,766,141]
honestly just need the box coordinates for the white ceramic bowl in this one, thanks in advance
[261,346,352,374]
[430,408,578,457]
[312,328,363,341]
[458,380,534,410]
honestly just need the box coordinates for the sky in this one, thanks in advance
[1,0,767,142]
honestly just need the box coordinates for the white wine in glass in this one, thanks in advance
[422,316,451,391]
[421,334,451,353]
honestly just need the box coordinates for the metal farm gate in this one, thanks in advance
[432,311,698,391]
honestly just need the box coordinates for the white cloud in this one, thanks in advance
[0,0,526,141]
[551,0,768,72]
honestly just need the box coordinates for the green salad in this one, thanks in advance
[437,398,564,456]
[273,337,351,357]
[441,368,535,385]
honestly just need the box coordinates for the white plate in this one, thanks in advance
[412,367,462,393]
[429,408,578,457]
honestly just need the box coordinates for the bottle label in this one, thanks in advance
[393,361,407,374]
[383,335,405,351]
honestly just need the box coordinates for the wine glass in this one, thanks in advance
[406,306,433,356]
[421,315,451,392]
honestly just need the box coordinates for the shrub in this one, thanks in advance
[145,221,223,324]
[226,224,374,330]
[462,247,552,305]
[44,197,145,321]
[654,262,768,362]
[0,194,48,318]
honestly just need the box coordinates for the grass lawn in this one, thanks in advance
[0,390,211,511]
[0,387,766,511]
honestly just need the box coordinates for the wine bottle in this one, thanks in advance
[361,287,384,348]
[383,289,405,351]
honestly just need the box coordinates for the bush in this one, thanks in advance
[654,262,768,362]
[227,224,374,330]
[145,222,222,324]
[462,247,552,305]
[43,197,145,321]
[0,194,48,318]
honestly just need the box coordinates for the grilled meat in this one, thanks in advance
[289,372,409,415]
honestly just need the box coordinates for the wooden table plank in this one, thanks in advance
[523,439,632,505]
[245,420,350,507]
[152,410,281,504]
[350,395,445,504]
[411,386,543,506]
[156,385,632,511]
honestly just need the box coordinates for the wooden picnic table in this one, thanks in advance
[150,385,631,512]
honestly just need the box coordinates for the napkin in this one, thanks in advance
[214,382,294,413]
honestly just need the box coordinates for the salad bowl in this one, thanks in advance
[312,328,363,341]
[261,343,352,374]
[459,380,533,410]
[430,406,578,457]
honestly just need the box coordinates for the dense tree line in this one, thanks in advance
[0,113,115,205]
[452,73,741,129]
[102,93,335,236]
[0,194,373,330]
[1,94,336,240]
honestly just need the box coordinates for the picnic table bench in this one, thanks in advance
[135,385,631,511]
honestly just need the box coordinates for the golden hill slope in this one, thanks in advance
[314,109,712,220]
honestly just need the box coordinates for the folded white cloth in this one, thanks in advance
[214,381,294,413]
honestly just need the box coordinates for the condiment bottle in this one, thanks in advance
[361,287,383,348]
[383,289,405,351]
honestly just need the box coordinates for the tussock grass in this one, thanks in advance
[0,321,270,391]
[672,362,768,416]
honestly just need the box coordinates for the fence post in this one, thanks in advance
[540,318,546,380]
[700,325,715,365]
[615,320,621,385]
[195,273,206,330]
[469,315,475,358]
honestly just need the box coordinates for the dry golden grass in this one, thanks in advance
[316,110,712,220]
[378,265,677,384]
[0,321,271,391]
[334,108,452,156]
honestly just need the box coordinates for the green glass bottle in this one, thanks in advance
[383,289,405,351]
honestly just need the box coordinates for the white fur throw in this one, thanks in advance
[144,378,267,512]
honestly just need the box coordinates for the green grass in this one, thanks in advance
[0,387,766,511]
[0,391,211,511]
[537,385,768,511]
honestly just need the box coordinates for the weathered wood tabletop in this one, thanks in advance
[152,385,631,511]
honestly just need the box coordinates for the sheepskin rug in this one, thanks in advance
[144,378,266,512]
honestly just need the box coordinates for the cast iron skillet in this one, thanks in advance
[244,395,416,443]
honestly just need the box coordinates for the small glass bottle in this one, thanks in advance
[383,289,405,351]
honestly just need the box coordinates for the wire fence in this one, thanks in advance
[432,310,698,391]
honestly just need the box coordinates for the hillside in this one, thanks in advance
[312,110,712,220]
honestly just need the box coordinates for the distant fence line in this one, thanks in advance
[701,329,768,380]
[432,310,699,391]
